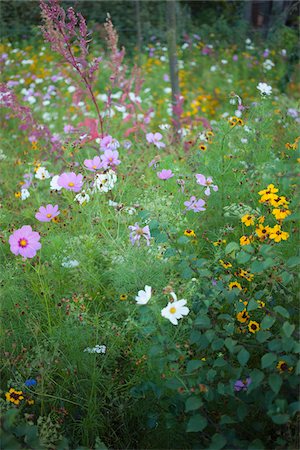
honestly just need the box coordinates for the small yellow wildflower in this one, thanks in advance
[276,360,293,373]
[219,260,232,269]
[119,294,128,301]
[248,321,260,334]
[229,281,242,291]
[14,191,21,198]
[236,309,250,323]
[184,229,196,237]
[5,388,24,405]
[241,214,255,226]
[256,224,271,239]
[272,208,291,221]
[240,235,252,246]
[269,225,289,243]
[213,239,226,246]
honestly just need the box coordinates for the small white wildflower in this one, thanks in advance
[74,190,90,205]
[135,285,152,305]
[21,188,30,200]
[35,167,50,180]
[50,175,62,191]
[61,259,80,268]
[257,82,272,96]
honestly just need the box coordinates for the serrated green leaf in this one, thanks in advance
[186,360,203,373]
[208,433,227,450]
[271,414,290,425]
[247,298,259,311]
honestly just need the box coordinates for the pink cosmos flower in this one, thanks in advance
[9,225,41,259]
[84,156,102,171]
[146,132,166,149]
[157,169,174,180]
[129,223,151,246]
[100,135,120,151]
[35,204,60,222]
[58,172,83,192]
[195,174,218,196]
[184,196,206,212]
[100,149,121,169]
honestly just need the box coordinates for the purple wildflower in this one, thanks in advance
[84,156,102,171]
[195,174,218,196]
[234,377,252,392]
[100,149,121,169]
[9,225,41,259]
[146,132,166,149]
[35,204,60,222]
[157,169,174,180]
[58,172,83,192]
[128,223,151,246]
[184,196,206,212]
[100,135,120,151]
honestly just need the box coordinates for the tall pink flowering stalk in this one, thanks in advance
[40,0,104,137]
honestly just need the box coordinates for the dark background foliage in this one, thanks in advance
[1,0,299,52]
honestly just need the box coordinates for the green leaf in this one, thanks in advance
[224,338,237,353]
[186,360,203,373]
[260,315,276,330]
[261,353,277,369]
[280,271,293,285]
[256,330,271,343]
[295,360,300,375]
[250,260,264,273]
[282,321,295,338]
[286,256,300,268]
[186,414,208,432]
[219,415,236,425]
[208,433,227,450]
[213,357,227,367]
[288,401,300,416]
[248,439,265,450]
[236,250,251,264]
[268,374,282,394]
[237,348,250,366]
[165,378,183,390]
[195,315,211,328]
[185,396,203,412]
[211,338,224,351]
[225,241,240,256]
[271,414,290,425]
[263,257,275,269]
[247,298,259,311]
[274,306,290,319]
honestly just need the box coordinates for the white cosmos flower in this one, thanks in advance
[257,82,272,96]
[135,285,152,305]
[92,170,117,193]
[61,258,80,268]
[161,292,189,325]
[21,188,30,200]
[35,167,50,180]
[50,175,62,191]
[74,190,90,205]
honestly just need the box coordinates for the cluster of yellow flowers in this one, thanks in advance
[285,135,300,150]
[228,116,244,128]
[240,184,291,245]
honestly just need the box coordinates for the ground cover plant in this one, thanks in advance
[1,1,299,449]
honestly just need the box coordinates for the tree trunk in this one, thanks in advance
[166,0,180,136]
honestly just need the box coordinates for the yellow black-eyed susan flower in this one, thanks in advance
[229,281,242,291]
[256,224,271,239]
[276,360,293,373]
[269,225,289,243]
[236,309,250,323]
[14,191,21,198]
[213,239,226,246]
[240,235,252,246]
[184,229,196,238]
[199,144,207,152]
[119,294,128,301]
[248,321,260,334]
[219,259,232,269]
[241,214,255,227]
[5,388,24,405]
